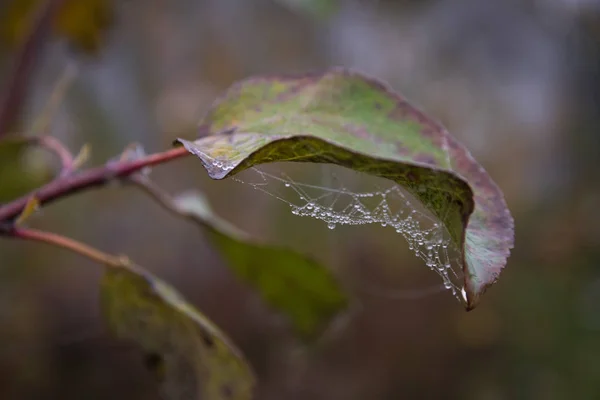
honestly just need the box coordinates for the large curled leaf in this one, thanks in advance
[101,263,255,400]
[177,68,514,309]
[172,192,348,341]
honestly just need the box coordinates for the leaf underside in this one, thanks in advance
[178,67,514,309]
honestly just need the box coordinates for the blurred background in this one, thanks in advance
[1,0,600,399]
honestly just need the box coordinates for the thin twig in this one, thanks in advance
[33,135,75,174]
[0,0,66,139]
[0,145,190,223]
[129,175,187,217]
[128,175,217,231]
[0,225,125,267]
[128,175,250,240]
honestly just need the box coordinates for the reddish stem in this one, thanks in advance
[0,145,190,223]
[35,135,75,174]
[3,226,121,266]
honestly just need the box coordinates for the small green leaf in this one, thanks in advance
[177,68,514,309]
[174,192,348,341]
[0,137,54,203]
[100,263,255,400]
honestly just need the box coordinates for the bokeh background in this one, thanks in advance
[1,0,600,399]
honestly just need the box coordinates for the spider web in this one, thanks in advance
[195,149,466,303]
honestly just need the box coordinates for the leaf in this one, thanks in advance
[100,263,255,400]
[173,192,348,341]
[1,0,114,53]
[14,195,39,225]
[0,137,54,203]
[177,68,514,310]
[71,143,90,170]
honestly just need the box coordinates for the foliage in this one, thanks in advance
[0,137,54,202]
[178,68,514,309]
[174,192,348,341]
[1,0,113,53]
[0,21,514,394]
[101,262,255,400]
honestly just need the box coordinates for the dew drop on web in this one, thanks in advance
[207,155,464,302]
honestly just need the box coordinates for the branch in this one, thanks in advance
[129,175,189,219]
[128,174,249,240]
[0,145,190,223]
[0,225,126,267]
[32,135,76,174]
[0,0,65,139]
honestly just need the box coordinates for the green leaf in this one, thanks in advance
[0,137,54,203]
[177,68,514,310]
[173,192,348,341]
[100,263,255,400]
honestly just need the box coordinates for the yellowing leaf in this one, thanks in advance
[1,0,114,53]
[101,263,255,400]
[15,196,39,225]
[72,143,90,170]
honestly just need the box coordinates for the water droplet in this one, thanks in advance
[381,222,387,227]
[443,281,453,289]
[284,183,290,187]
[327,223,336,230]
[460,287,468,302]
